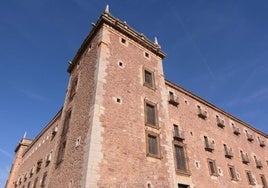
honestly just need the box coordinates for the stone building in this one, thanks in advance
[5,6,268,188]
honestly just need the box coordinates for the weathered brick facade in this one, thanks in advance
[6,7,268,188]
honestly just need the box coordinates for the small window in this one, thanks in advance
[144,52,150,58]
[260,174,268,187]
[228,165,238,180]
[174,144,189,174]
[121,38,126,44]
[246,171,255,185]
[143,69,155,89]
[146,131,160,158]
[145,101,157,127]
[178,184,190,188]
[208,159,217,176]
[40,172,47,187]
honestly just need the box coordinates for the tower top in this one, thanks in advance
[68,6,166,73]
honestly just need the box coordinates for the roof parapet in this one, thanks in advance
[68,5,166,73]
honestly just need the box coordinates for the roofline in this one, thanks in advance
[165,79,268,138]
[68,11,166,73]
[21,108,63,157]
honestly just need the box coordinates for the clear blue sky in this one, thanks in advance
[1,1,268,186]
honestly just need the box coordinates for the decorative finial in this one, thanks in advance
[105,5,109,13]
[154,37,158,45]
[23,131,27,138]
[154,37,161,48]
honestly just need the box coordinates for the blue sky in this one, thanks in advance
[1,0,268,186]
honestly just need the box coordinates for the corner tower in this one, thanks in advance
[47,6,174,188]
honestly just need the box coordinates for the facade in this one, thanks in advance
[6,7,268,188]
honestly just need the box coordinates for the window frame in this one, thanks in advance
[228,165,238,181]
[207,159,218,176]
[260,174,268,188]
[173,142,190,175]
[69,76,78,101]
[143,68,155,89]
[246,170,255,185]
[144,100,158,128]
[146,131,161,159]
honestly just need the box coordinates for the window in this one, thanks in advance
[144,52,150,58]
[121,38,126,44]
[33,177,38,188]
[174,144,189,174]
[173,124,185,141]
[145,101,157,127]
[204,136,214,152]
[197,105,207,119]
[260,174,268,188]
[240,150,250,164]
[146,131,160,158]
[143,69,155,89]
[228,165,238,180]
[69,77,78,101]
[57,110,72,165]
[178,184,190,188]
[27,182,31,188]
[208,159,217,176]
[169,91,179,106]
[224,144,233,158]
[254,156,263,168]
[246,171,255,185]
[36,159,42,173]
[40,172,47,187]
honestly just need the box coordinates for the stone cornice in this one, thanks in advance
[68,12,166,73]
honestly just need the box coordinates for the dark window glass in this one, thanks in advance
[174,125,179,137]
[175,145,186,171]
[261,175,267,187]
[41,172,47,187]
[229,166,237,180]
[144,70,153,87]
[246,171,255,185]
[148,135,158,155]
[146,103,156,126]
[208,160,217,175]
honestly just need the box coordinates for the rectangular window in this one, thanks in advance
[148,135,158,155]
[69,77,78,101]
[62,110,72,136]
[41,172,47,187]
[246,171,255,185]
[143,69,154,89]
[260,175,267,188]
[56,110,72,165]
[204,136,214,151]
[178,184,189,188]
[146,131,160,158]
[33,177,38,188]
[27,182,31,188]
[174,125,179,137]
[228,165,237,180]
[208,159,217,176]
[174,144,188,173]
[145,101,157,127]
